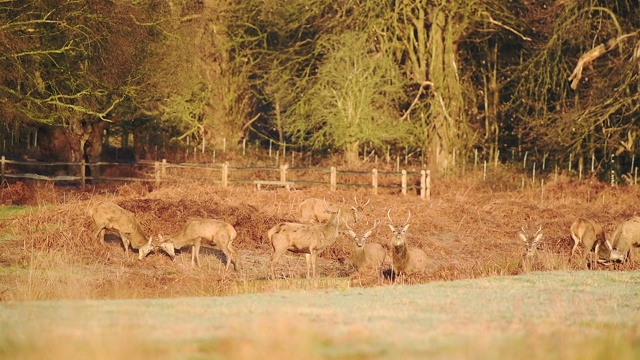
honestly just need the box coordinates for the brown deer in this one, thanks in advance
[569,217,610,268]
[269,205,341,279]
[608,216,640,265]
[299,196,369,224]
[157,218,240,272]
[90,202,154,260]
[343,220,386,275]
[518,226,544,272]
[387,209,428,279]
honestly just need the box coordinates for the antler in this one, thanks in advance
[404,210,412,226]
[532,225,544,245]
[344,220,355,232]
[367,219,380,233]
[534,225,542,237]
[354,196,371,209]
[322,197,331,211]
[387,209,393,223]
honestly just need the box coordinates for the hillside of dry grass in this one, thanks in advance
[0,172,639,300]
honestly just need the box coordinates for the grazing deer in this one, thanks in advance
[387,209,428,279]
[343,220,386,275]
[608,216,640,265]
[269,206,342,279]
[569,217,610,268]
[90,202,154,260]
[157,218,240,272]
[518,226,544,272]
[299,196,370,224]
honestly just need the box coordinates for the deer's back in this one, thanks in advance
[176,218,233,246]
[611,217,640,251]
[405,247,428,274]
[92,202,148,246]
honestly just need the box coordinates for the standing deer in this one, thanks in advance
[343,220,386,275]
[608,216,640,264]
[269,206,341,279]
[518,226,544,272]
[157,218,240,272]
[387,209,428,279]
[569,217,610,268]
[90,202,154,260]
[299,196,370,224]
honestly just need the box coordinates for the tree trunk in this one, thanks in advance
[425,5,469,172]
[345,141,361,166]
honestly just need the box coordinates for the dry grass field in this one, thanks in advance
[0,172,639,358]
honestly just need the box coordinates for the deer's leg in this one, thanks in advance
[570,233,580,258]
[228,242,240,271]
[309,250,318,278]
[305,253,312,279]
[94,227,106,245]
[219,241,235,272]
[270,246,286,280]
[570,242,580,258]
[193,240,202,267]
[121,234,130,258]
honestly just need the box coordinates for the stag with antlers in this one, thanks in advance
[387,209,428,279]
[518,226,544,272]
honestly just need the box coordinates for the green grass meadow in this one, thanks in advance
[1,270,638,360]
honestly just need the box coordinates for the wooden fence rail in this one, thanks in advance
[1,156,431,200]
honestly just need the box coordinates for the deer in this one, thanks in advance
[343,219,386,276]
[569,217,610,269]
[608,216,640,265]
[269,205,342,279]
[387,209,428,279]
[299,196,370,224]
[157,218,240,272]
[90,202,154,260]
[518,226,544,272]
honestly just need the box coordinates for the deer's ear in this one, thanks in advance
[344,230,356,238]
[533,233,544,244]
[388,224,395,232]
[517,231,528,243]
[363,230,373,238]
[402,224,410,232]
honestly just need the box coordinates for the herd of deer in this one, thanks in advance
[89,197,640,281]
[520,216,640,271]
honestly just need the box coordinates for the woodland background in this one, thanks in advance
[1,0,640,177]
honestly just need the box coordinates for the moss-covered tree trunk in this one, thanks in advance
[426,6,468,172]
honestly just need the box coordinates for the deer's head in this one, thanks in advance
[387,209,411,247]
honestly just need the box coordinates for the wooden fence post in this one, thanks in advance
[421,170,431,201]
[330,166,337,191]
[80,159,86,187]
[280,164,288,182]
[154,161,160,188]
[401,169,407,196]
[161,159,167,176]
[1,156,4,184]
[420,170,426,200]
[372,168,378,195]
[222,162,229,187]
